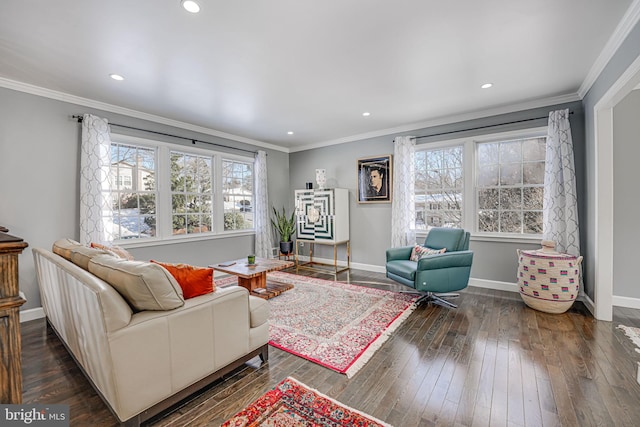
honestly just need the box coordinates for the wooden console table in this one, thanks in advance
[0,230,28,404]
[295,239,350,274]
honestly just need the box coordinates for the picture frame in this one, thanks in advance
[357,155,392,203]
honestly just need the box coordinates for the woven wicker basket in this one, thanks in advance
[517,241,583,314]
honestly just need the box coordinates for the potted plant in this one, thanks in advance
[271,206,296,255]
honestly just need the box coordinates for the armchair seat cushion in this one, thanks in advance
[386,260,417,282]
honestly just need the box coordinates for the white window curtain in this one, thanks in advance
[254,150,273,258]
[391,136,416,247]
[543,109,580,257]
[79,114,114,245]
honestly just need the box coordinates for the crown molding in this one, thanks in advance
[0,77,289,154]
[578,0,640,99]
[289,92,581,153]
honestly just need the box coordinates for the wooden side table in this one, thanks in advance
[0,230,28,404]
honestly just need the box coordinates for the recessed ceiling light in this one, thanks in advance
[181,0,201,13]
[287,131,294,135]
[362,112,371,116]
[481,83,493,89]
[109,74,124,81]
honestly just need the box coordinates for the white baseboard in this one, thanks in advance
[20,307,45,323]
[468,278,519,293]
[613,295,640,309]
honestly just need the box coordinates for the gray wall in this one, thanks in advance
[290,101,585,284]
[583,18,640,300]
[0,87,290,310]
[613,89,640,298]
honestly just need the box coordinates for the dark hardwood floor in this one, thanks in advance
[20,267,640,426]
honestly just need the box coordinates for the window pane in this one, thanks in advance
[500,141,521,163]
[523,161,544,185]
[444,168,462,188]
[478,211,498,232]
[523,138,546,161]
[500,163,522,186]
[523,187,543,209]
[500,211,522,233]
[524,211,543,234]
[477,164,499,187]
[427,170,442,187]
[478,143,498,165]
[444,147,463,169]
[426,151,442,170]
[500,188,522,210]
[478,188,499,210]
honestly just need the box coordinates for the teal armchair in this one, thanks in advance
[386,227,473,308]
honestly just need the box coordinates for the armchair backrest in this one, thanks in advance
[423,227,470,252]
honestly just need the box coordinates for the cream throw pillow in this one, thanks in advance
[89,255,185,311]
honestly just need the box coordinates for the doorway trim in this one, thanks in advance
[593,54,640,320]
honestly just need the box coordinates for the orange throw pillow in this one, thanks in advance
[150,260,215,299]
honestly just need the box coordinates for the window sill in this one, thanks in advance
[415,230,542,245]
[114,230,255,249]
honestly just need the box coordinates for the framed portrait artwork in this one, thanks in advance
[357,155,392,203]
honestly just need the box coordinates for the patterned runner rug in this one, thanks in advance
[221,377,392,426]
[216,271,418,378]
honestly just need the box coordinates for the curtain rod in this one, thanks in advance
[72,115,258,155]
[411,111,573,140]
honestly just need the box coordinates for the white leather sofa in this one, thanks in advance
[33,244,269,426]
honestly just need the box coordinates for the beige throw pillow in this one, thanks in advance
[89,255,185,311]
[52,238,114,270]
[52,238,82,261]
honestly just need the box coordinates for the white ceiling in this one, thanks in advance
[0,1,636,151]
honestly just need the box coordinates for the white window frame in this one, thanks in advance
[110,134,255,248]
[414,126,547,244]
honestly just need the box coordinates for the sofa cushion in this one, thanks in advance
[409,244,446,262]
[249,296,269,328]
[150,260,215,299]
[386,260,417,281]
[53,238,115,270]
[89,255,184,311]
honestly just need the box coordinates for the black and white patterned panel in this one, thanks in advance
[296,191,315,240]
[313,190,334,240]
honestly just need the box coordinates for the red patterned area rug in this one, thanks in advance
[216,271,418,378]
[221,377,392,426]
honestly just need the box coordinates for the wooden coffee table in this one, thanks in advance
[211,257,294,299]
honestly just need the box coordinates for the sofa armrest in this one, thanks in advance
[386,246,413,262]
[417,250,474,270]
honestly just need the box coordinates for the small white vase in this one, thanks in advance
[315,169,326,190]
